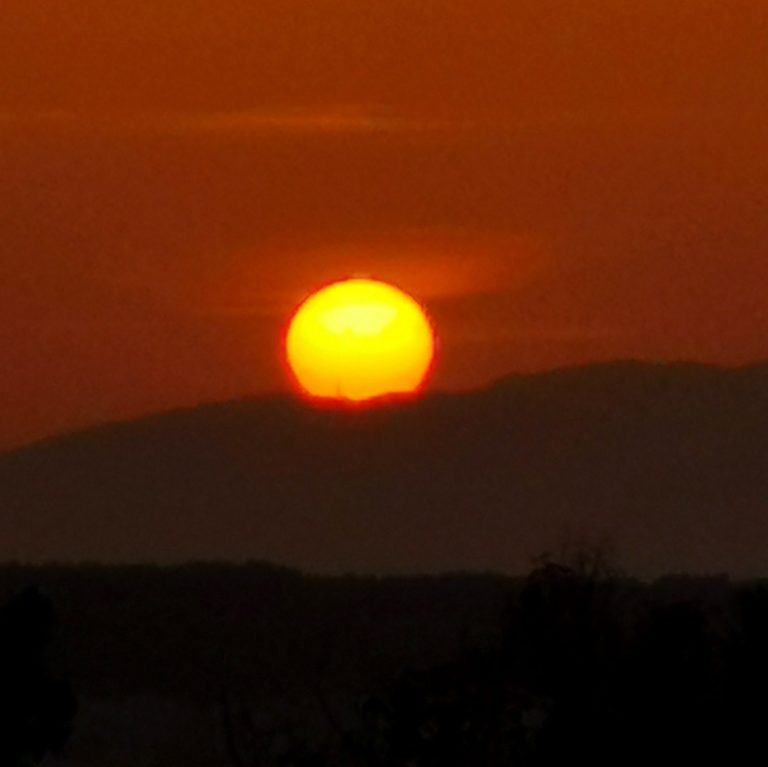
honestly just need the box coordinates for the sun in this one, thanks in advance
[285,278,436,402]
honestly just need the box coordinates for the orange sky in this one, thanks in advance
[1,1,767,447]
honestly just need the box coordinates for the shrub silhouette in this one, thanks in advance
[348,562,621,766]
[347,561,768,766]
[220,684,332,767]
[353,649,516,767]
[0,587,76,766]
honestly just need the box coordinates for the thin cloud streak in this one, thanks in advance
[0,105,732,138]
[0,108,457,136]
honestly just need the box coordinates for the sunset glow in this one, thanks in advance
[285,279,435,401]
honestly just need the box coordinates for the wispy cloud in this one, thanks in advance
[0,105,719,138]
[195,228,547,319]
[0,107,459,136]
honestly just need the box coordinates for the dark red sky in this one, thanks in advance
[1,1,767,447]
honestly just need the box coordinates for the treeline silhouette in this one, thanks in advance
[5,560,768,764]
[217,557,768,766]
[0,587,75,766]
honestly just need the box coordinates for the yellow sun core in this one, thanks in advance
[285,278,436,402]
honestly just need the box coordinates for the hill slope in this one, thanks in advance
[2,361,767,575]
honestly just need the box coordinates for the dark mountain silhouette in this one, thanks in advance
[1,360,767,575]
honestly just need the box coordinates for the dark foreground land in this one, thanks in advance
[4,560,768,766]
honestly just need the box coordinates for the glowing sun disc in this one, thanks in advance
[285,278,436,401]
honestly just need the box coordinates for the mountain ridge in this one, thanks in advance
[1,360,767,575]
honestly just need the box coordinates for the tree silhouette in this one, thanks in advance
[200,558,768,766]
[0,587,76,766]
[220,685,330,767]
[349,555,743,767]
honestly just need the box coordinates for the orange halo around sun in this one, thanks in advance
[285,278,436,402]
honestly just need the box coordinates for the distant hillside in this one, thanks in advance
[2,361,768,575]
